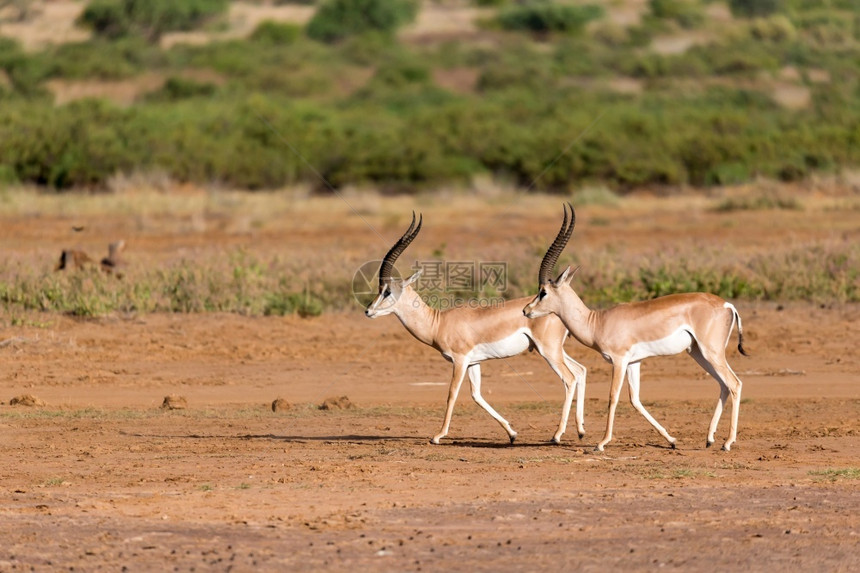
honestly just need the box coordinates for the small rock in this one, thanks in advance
[271,398,292,412]
[161,395,187,410]
[319,396,354,410]
[10,394,46,407]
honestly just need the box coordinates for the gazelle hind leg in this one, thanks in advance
[564,353,587,439]
[596,362,627,452]
[689,346,742,450]
[431,359,469,445]
[466,363,518,443]
[626,362,676,448]
[719,363,742,451]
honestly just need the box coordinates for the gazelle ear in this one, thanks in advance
[555,265,580,285]
[403,268,423,287]
[555,266,572,284]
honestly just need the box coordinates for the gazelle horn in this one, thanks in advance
[379,212,423,285]
[538,203,575,285]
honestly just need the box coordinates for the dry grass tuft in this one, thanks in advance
[319,396,355,411]
[161,395,188,410]
[10,394,46,407]
[271,398,292,412]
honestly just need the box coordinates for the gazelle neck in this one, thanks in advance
[559,287,599,350]
[393,288,440,347]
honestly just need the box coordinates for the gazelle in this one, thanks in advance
[524,205,747,451]
[365,213,587,445]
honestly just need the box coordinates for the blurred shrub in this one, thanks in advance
[249,20,302,45]
[145,76,217,101]
[306,0,418,43]
[728,0,784,18]
[747,15,796,42]
[648,0,704,29]
[794,11,854,48]
[336,31,396,65]
[79,0,229,41]
[496,2,604,34]
[39,38,162,80]
[687,40,780,76]
[0,37,49,97]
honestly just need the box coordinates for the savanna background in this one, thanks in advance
[0,1,858,570]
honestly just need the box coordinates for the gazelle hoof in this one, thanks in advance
[430,437,442,445]
[721,444,731,452]
[670,442,677,450]
[578,432,585,440]
[509,433,517,444]
[706,441,714,448]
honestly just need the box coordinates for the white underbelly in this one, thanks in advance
[469,329,531,362]
[624,326,694,363]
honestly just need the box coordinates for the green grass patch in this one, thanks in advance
[646,468,716,480]
[2,233,858,319]
[712,193,804,212]
[808,468,860,481]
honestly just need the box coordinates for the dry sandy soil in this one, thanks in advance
[1,190,859,571]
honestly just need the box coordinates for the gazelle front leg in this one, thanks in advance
[564,353,587,440]
[544,353,586,443]
[595,360,628,451]
[431,358,469,445]
[466,363,518,443]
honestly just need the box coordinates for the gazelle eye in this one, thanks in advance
[382,290,390,299]
[539,289,547,300]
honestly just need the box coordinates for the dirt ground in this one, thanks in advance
[1,191,859,571]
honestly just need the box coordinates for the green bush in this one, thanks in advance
[728,0,784,18]
[648,0,704,29]
[249,20,302,45]
[496,2,604,34]
[748,15,796,42]
[306,0,418,43]
[40,38,160,80]
[0,99,135,188]
[78,0,130,39]
[0,37,54,98]
[79,0,229,41]
[145,76,218,101]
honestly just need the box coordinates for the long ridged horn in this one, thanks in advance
[538,203,575,284]
[379,212,423,285]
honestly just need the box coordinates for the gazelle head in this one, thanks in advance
[524,203,578,319]
[365,212,424,319]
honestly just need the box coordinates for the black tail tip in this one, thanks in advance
[738,343,750,357]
